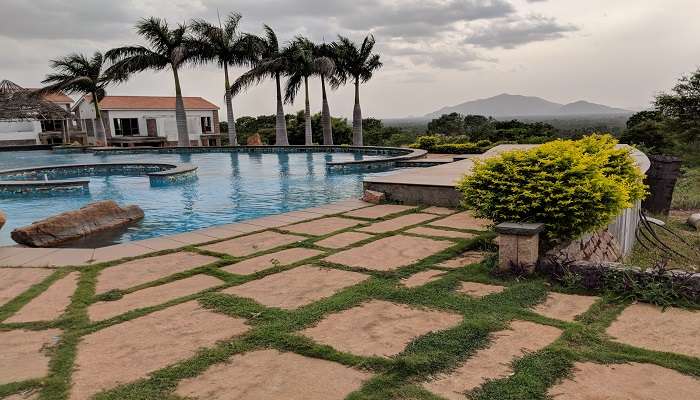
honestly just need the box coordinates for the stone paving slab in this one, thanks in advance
[606,303,700,358]
[131,237,185,252]
[175,349,372,400]
[6,272,79,323]
[96,252,219,294]
[422,206,457,215]
[343,204,416,219]
[89,274,223,321]
[72,301,249,400]
[301,300,462,357]
[423,320,561,399]
[222,248,324,275]
[223,265,368,309]
[0,329,61,384]
[283,217,363,236]
[533,292,599,322]
[323,235,452,271]
[405,226,477,239]
[458,281,506,298]
[166,231,219,246]
[25,248,95,267]
[437,252,490,269]
[0,268,52,307]
[200,231,306,257]
[548,362,700,400]
[315,232,374,249]
[428,211,491,231]
[401,269,445,288]
[4,391,38,400]
[357,213,436,234]
[194,226,247,240]
[0,248,58,267]
[90,243,154,264]
[244,216,295,228]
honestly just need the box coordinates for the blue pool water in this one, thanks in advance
[0,150,398,246]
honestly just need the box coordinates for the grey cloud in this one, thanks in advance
[465,14,577,49]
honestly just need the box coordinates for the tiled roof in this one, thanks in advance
[85,95,219,110]
[27,89,73,104]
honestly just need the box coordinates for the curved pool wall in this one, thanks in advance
[0,147,412,246]
[0,163,198,194]
[91,145,427,171]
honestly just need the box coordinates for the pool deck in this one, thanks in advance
[1,201,697,400]
[0,198,372,268]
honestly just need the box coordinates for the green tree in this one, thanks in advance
[427,113,465,135]
[655,68,700,143]
[40,51,113,145]
[626,110,661,129]
[107,18,198,146]
[284,37,334,145]
[316,42,337,145]
[231,25,291,145]
[190,13,260,146]
[331,35,382,146]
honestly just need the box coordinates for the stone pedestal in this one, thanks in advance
[495,222,544,273]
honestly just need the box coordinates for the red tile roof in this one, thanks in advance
[27,89,73,104]
[85,95,219,110]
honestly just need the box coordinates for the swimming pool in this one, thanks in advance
[0,150,399,246]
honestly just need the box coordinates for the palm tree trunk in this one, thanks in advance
[275,72,289,145]
[321,74,333,145]
[223,63,238,146]
[304,76,312,145]
[173,67,189,147]
[92,95,107,146]
[352,78,363,146]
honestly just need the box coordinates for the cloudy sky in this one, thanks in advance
[1,0,698,119]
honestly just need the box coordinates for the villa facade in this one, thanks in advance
[73,95,222,147]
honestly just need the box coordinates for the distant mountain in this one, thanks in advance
[426,93,631,118]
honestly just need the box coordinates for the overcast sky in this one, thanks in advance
[1,0,698,119]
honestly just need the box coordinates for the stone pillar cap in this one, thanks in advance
[494,222,545,235]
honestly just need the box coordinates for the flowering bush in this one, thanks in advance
[458,134,647,243]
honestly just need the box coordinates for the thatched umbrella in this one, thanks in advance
[0,79,70,121]
[0,79,72,142]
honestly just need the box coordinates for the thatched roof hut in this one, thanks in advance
[0,79,70,121]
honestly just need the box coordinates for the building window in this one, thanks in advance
[40,120,63,132]
[201,116,212,133]
[113,118,140,136]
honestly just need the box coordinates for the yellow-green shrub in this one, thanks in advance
[458,134,647,243]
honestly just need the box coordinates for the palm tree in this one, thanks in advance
[231,25,290,145]
[284,37,334,145]
[332,35,382,146]
[190,13,259,146]
[39,52,113,145]
[316,42,337,145]
[106,17,197,146]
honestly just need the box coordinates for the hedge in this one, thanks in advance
[458,134,647,244]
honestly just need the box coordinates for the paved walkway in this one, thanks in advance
[0,202,698,400]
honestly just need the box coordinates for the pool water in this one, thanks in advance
[0,150,397,246]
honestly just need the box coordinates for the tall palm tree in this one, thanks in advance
[316,42,337,145]
[190,13,259,146]
[106,17,197,146]
[39,51,113,145]
[231,25,290,146]
[284,37,334,145]
[332,35,382,146]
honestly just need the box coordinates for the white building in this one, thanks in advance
[73,95,221,147]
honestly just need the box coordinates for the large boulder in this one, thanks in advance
[688,213,700,230]
[11,201,144,247]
